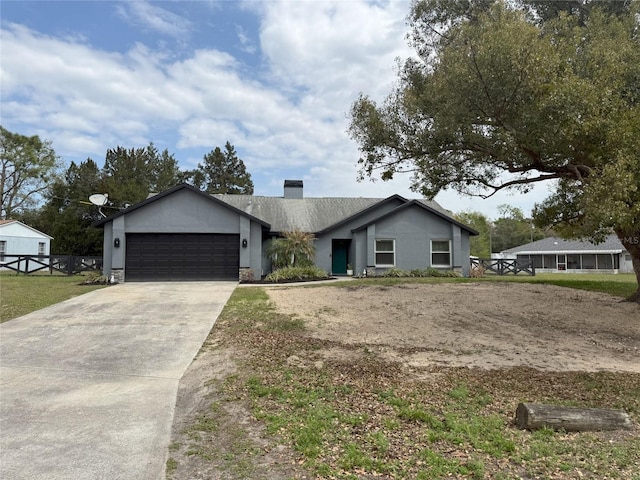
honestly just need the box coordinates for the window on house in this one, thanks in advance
[0,240,6,261]
[567,254,581,269]
[38,242,46,256]
[597,254,613,269]
[527,255,543,268]
[375,239,395,266]
[431,240,451,267]
[582,254,596,269]
[543,255,556,269]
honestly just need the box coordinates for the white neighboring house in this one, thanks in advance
[500,234,634,274]
[0,220,53,272]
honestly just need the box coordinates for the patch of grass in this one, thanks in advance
[481,273,638,299]
[219,286,304,333]
[165,457,178,474]
[416,449,485,480]
[0,274,108,323]
[176,399,263,479]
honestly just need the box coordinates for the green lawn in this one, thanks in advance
[0,274,107,323]
[480,272,638,299]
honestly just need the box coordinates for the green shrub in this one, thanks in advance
[380,268,459,278]
[382,267,408,277]
[265,266,329,282]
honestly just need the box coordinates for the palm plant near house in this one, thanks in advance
[266,230,315,269]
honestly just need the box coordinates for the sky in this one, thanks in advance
[1,0,552,220]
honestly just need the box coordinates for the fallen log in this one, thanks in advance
[516,403,633,432]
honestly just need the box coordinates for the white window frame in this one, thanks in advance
[38,242,46,256]
[430,239,452,268]
[375,239,395,267]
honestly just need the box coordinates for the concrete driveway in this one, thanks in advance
[0,282,236,480]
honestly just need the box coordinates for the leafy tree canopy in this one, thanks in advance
[188,142,254,194]
[491,205,547,253]
[34,159,105,255]
[349,0,640,301]
[1,126,61,219]
[455,211,491,257]
[102,143,184,208]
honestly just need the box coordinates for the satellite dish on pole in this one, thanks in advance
[89,193,109,206]
[89,193,109,217]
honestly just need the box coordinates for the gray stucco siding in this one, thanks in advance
[246,221,263,275]
[102,222,113,274]
[311,199,408,275]
[373,207,451,270]
[314,237,332,274]
[101,188,268,280]
[315,198,407,275]
[353,230,367,276]
[363,206,474,275]
[111,216,126,270]
[124,189,242,234]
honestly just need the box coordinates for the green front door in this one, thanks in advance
[332,239,349,275]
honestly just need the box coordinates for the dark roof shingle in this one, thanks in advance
[213,194,460,233]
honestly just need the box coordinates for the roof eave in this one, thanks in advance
[350,200,479,235]
[512,250,623,255]
[313,194,409,235]
[92,183,271,229]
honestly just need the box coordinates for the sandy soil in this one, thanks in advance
[266,282,640,373]
[167,282,639,479]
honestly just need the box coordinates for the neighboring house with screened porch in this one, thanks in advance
[500,235,633,274]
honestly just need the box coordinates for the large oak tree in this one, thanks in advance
[349,0,640,302]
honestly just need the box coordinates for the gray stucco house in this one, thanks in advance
[95,181,477,282]
[500,235,634,274]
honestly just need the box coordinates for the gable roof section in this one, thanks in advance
[351,200,479,235]
[503,234,626,255]
[93,183,271,229]
[312,194,409,235]
[0,219,53,239]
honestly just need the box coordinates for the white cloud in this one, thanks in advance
[0,1,551,220]
[235,25,256,54]
[259,0,412,102]
[116,1,192,40]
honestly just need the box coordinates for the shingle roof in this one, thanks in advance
[212,194,459,233]
[94,183,473,234]
[503,234,626,254]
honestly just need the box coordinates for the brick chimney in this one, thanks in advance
[283,180,303,199]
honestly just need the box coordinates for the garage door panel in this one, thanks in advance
[125,233,239,281]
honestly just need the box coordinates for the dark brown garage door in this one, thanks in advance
[125,233,239,281]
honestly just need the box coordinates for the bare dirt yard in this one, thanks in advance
[167,281,640,480]
[266,282,640,374]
